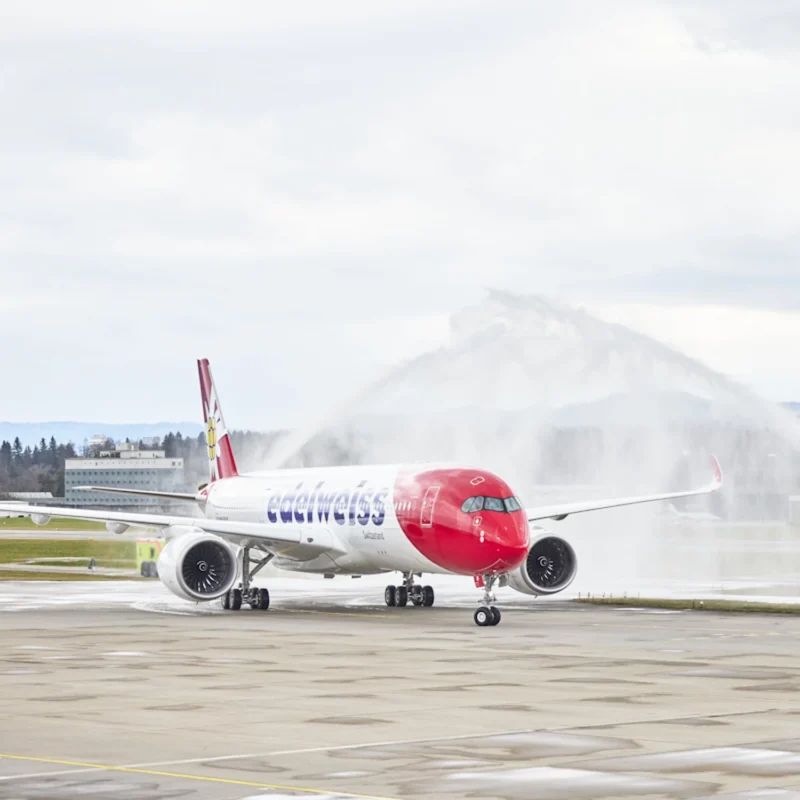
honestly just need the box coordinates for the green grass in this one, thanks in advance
[0,538,135,565]
[0,569,145,582]
[29,559,137,569]
[0,516,106,531]
[576,596,800,614]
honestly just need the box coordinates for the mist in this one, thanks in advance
[243,291,800,596]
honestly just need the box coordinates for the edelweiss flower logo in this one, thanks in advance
[207,416,217,461]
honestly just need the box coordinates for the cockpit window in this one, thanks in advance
[462,495,524,513]
[460,496,484,513]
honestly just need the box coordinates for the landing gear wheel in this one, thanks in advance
[422,585,435,607]
[384,585,397,607]
[396,586,408,607]
[230,588,242,611]
[222,590,231,610]
[474,607,493,627]
[411,594,423,607]
[490,607,501,626]
[255,587,270,611]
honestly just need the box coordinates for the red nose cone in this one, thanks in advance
[485,512,530,572]
[393,466,531,576]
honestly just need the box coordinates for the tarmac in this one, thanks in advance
[1,578,800,799]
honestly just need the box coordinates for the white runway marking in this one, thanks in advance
[120,727,552,769]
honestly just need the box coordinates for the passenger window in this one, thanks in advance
[484,497,505,512]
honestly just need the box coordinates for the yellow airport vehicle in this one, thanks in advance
[136,538,164,578]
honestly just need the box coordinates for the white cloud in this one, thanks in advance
[1,0,799,426]
[590,303,800,401]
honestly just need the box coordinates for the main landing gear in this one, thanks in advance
[473,574,502,627]
[385,573,435,608]
[223,546,273,612]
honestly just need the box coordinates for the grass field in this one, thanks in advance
[0,538,135,566]
[0,569,142,582]
[0,517,106,531]
[577,596,800,614]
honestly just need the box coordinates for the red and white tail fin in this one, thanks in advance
[198,358,239,482]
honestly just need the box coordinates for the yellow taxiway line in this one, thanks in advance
[0,753,399,800]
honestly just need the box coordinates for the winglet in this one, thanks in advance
[710,454,723,489]
[198,358,239,482]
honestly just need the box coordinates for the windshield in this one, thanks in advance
[461,495,522,513]
[461,496,484,513]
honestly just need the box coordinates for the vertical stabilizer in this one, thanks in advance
[197,359,239,482]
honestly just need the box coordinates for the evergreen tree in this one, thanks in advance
[0,441,11,470]
[12,437,23,464]
[48,436,57,467]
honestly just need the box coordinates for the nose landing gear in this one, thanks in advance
[385,573,435,608]
[474,574,502,626]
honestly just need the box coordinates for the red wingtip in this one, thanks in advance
[711,455,723,488]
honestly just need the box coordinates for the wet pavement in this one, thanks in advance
[1,578,800,798]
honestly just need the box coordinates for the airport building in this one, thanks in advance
[64,442,187,507]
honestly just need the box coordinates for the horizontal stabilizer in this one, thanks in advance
[74,486,199,502]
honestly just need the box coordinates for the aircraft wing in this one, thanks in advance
[0,502,338,558]
[526,456,723,523]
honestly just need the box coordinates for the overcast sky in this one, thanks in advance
[2,0,799,429]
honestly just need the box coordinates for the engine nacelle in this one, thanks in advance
[507,530,577,596]
[156,530,238,602]
[106,522,129,535]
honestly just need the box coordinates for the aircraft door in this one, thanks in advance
[420,485,440,528]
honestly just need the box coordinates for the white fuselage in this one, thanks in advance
[203,464,440,576]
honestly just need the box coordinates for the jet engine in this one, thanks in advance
[506,530,577,596]
[156,530,238,602]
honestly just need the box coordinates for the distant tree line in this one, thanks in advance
[0,426,360,498]
[0,437,77,496]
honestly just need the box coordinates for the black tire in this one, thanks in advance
[384,585,397,607]
[396,586,408,607]
[474,607,492,627]
[422,585,435,607]
[490,607,502,626]
[257,587,270,611]
[230,588,243,611]
[222,590,231,610]
[411,593,423,607]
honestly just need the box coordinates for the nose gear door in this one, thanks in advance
[420,485,440,528]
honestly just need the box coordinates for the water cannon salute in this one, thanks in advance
[0,358,723,626]
[4,4,800,795]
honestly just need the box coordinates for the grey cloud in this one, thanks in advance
[1,0,799,424]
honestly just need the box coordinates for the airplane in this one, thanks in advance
[0,359,724,626]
